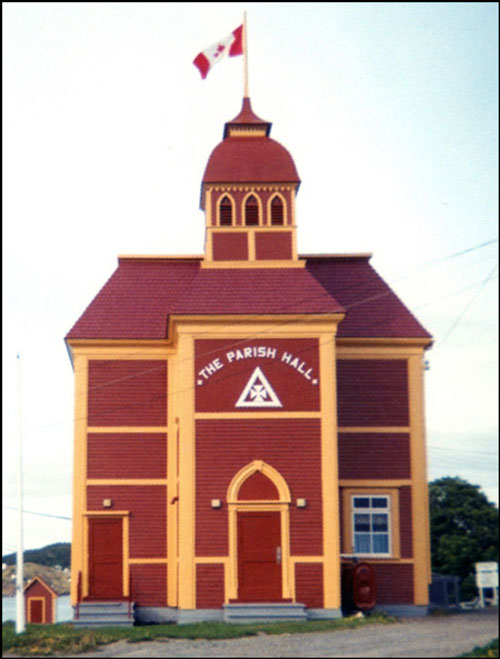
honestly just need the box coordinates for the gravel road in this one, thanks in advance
[55,609,498,658]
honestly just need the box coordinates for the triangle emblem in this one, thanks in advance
[235,366,283,408]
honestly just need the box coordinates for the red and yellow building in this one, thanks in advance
[66,98,433,623]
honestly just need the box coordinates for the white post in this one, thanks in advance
[16,353,25,633]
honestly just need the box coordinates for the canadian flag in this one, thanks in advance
[193,25,243,79]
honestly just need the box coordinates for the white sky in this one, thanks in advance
[3,2,498,555]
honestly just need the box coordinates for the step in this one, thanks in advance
[224,602,307,623]
[73,601,135,627]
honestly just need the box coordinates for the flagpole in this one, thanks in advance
[243,11,249,97]
[16,352,25,634]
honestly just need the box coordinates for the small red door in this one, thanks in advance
[88,517,123,599]
[29,599,43,623]
[237,511,282,602]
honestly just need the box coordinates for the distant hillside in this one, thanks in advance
[2,562,70,596]
[2,543,71,569]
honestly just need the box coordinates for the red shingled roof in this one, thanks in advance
[305,256,432,339]
[66,256,431,341]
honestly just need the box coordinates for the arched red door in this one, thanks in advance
[237,511,282,602]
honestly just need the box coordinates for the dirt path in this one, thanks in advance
[5,609,498,658]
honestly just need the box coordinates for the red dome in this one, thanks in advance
[203,136,300,184]
[202,97,300,185]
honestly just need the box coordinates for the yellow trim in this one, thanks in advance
[339,479,412,487]
[195,557,230,564]
[226,461,292,602]
[336,338,433,350]
[128,558,168,564]
[408,352,431,605]
[27,597,46,624]
[215,192,236,227]
[227,460,291,503]
[88,426,168,433]
[174,330,197,609]
[206,188,212,226]
[341,488,400,559]
[86,479,167,486]
[201,259,304,269]
[338,427,410,433]
[167,415,179,607]
[290,556,324,563]
[319,330,341,609]
[195,411,322,420]
[71,354,88,606]
[267,191,288,227]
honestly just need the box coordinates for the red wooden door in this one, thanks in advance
[29,599,43,623]
[237,511,282,602]
[88,517,123,599]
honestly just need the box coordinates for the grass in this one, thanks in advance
[459,638,498,658]
[2,612,397,655]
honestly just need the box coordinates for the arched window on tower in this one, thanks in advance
[270,195,284,225]
[245,195,259,226]
[219,196,233,226]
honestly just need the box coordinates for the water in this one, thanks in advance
[2,595,73,623]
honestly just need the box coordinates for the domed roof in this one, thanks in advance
[202,98,300,194]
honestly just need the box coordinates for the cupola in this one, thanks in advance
[201,98,302,267]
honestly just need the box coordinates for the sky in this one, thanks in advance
[2,2,498,556]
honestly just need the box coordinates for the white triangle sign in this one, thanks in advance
[235,366,283,408]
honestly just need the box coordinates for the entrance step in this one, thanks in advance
[73,601,135,627]
[223,602,307,624]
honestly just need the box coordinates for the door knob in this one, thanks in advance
[276,546,282,564]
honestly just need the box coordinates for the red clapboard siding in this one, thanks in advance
[87,434,166,479]
[338,434,411,479]
[196,564,225,608]
[255,231,293,260]
[87,360,167,427]
[399,486,413,558]
[130,563,166,607]
[87,485,166,558]
[295,563,323,608]
[336,360,409,427]
[195,419,322,556]
[212,232,249,260]
[368,563,414,603]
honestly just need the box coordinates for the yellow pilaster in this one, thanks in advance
[408,352,431,605]
[175,329,197,609]
[70,354,88,605]
[319,330,341,609]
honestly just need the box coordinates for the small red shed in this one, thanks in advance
[24,577,57,624]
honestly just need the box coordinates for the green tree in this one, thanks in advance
[429,476,498,599]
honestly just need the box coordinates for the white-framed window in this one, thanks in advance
[352,495,391,556]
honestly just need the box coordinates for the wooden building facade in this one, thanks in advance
[66,98,432,623]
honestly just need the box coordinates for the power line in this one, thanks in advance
[3,506,71,521]
[439,264,498,346]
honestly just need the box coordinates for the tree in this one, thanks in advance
[429,476,498,600]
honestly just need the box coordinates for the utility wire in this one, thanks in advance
[439,264,498,346]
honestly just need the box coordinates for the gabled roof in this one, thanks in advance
[23,576,58,597]
[66,255,431,342]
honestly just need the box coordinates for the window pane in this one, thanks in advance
[354,534,371,553]
[353,497,370,508]
[372,514,388,532]
[371,497,388,509]
[373,534,389,554]
[354,514,370,532]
